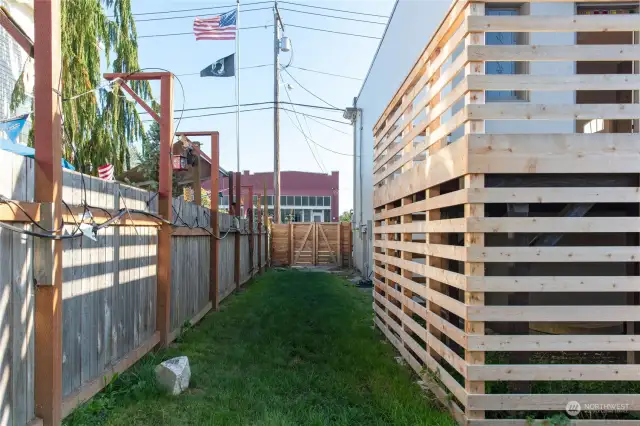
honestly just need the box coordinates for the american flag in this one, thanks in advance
[193,10,237,41]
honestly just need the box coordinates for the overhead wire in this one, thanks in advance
[281,66,339,109]
[138,25,273,38]
[278,7,387,25]
[139,101,343,114]
[176,63,271,76]
[135,6,272,22]
[288,66,361,81]
[285,23,381,39]
[278,1,390,19]
[280,74,326,173]
[128,1,272,16]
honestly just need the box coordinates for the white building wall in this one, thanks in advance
[353,0,451,276]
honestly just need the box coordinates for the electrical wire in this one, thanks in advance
[139,101,343,114]
[155,105,352,124]
[286,23,381,40]
[138,25,273,38]
[285,114,358,157]
[304,115,350,135]
[279,1,390,19]
[280,75,326,173]
[135,6,272,22]
[128,1,272,16]
[279,7,387,25]
[281,66,339,109]
[288,65,361,81]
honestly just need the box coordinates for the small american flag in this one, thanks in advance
[98,163,114,181]
[193,10,237,41]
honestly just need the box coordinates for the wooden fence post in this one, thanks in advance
[33,1,63,423]
[210,133,220,309]
[156,74,174,347]
[247,186,254,279]
[257,193,262,274]
[234,172,241,290]
[289,222,294,265]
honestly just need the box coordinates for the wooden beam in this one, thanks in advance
[171,227,212,237]
[257,192,262,274]
[0,8,33,57]
[156,74,174,348]
[289,222,294,265]
[193,143,202,206]
[467,103,640,121]
[247,185,254,281]
[467,44,640,62]
[104,72,167,81]
[0,201,40,221]
[466,14,640,33]
[466,74,640,91]
[210,132,220,309]
[33,1,63,424]
[119,82,160,123]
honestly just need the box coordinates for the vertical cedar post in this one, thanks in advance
[337,222,342,267]
[156,74,174,347]
[257,192,262,274]
[33,1,63,423]
[210,133,220,309]
[289,222,294,265]
[234,172,241,290]
[193,142,202,205]
[263,182,269,265]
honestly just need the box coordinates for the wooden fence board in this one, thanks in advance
[271,223,351,267]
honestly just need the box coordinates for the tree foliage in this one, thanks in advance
[13,0,151,175]
[339,209,353,223]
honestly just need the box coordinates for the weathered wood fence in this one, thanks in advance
[0,150,269,426]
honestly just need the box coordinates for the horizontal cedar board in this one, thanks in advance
[467,133,640,174]
[466,74,640,91]
[373,138,468,208]
[373,253,466,290]
[466,276,639,293]
[467,187,640,204]
[0,201,40,221]
[467,246,638,263]
[467,104,640,121]
[467,44,640,61]
[467,364,640,381]
[467,334,640,352]
[467,393,640,412]
[466,14,640,33]
[374,190,467,220]
[467,305,640,322]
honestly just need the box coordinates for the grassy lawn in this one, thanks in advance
[65,269,454,426]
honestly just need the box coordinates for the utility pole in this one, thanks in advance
[273,2,282,223]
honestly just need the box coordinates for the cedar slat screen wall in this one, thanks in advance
[372,0,640,424]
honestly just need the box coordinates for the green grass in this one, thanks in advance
[65,269,454,426]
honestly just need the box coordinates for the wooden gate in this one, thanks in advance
[271,222,351,267]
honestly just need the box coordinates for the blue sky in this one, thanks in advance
[131,0,395,212]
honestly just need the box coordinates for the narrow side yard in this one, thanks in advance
[66,269,453,426]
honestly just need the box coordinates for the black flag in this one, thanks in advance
[200,53,235,77]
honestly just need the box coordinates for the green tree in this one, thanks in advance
[134,121,181,196]
[13,0,151,175]
[340,209,353,223]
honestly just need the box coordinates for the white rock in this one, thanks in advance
[155,356,191,395]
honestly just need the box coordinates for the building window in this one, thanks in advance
[317,196,324,206]
[286,195,294,206]
[309,196,316,206]
[221,195,229,206]
[485,7,528,102]
[280,196,286,206]
[295,196,302,206]
[324,196,331,206]
[302,196,308,206]
[304,210,311,222]
[267,196,274,206]
[253,195,258,205]
[324,210,330,222]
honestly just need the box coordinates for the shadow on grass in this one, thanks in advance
[65,269,454,426]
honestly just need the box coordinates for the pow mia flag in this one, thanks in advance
[200,53,235,77]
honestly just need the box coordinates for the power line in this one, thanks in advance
[279,8,386,25]
[281,67,339,109]
[279,108,350,125]
[280,74,326,173]
[288,66,361,81]
[304,115,350,135]
[279,1,390,19]
[129,1,271,16]
[138,25,273,38]
[142,106,273,122]
[282,108,357,157]
[135,6,271,22]
[138,101,343,114]
[286,24,381,40]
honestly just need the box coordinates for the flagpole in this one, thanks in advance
[235,0,240,174]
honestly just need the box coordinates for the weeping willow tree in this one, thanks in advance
[13,0,151,174]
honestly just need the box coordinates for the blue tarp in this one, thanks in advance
[0,114,75,170]
[0,140,76,170]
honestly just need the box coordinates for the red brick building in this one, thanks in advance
[203,170,339,223]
